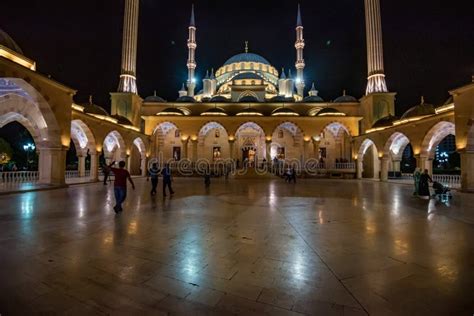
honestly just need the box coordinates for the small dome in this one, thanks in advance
[316,108,346,117]
[238,95,260,103]
[236,107,263,116]
[232,72,263,81]
[334,90,357,103]
[82,97,109,116]
[201,107,227,116]
[0,29,23,54]
[401,97,435,120]
[303,95,325,103]
[372,115,398,129]
[156,107,185,116]
[224,53,270,66]
[271,107,299,116]
[144,92,166,103]
[176,96,196,103]
[111,114,133,126]
[269,95,295,103]
[209,95,230,102]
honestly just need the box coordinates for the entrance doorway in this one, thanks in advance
[242,147,256,167]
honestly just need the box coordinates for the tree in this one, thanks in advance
[0,138,13,164]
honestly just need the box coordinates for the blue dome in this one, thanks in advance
[224,53,270,66]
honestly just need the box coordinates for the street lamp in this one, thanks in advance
[23,143,35,170]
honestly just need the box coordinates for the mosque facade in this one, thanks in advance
[0,1,473,192]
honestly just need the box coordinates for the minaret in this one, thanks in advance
[295,4,305,97]
[186,5,197,97]
[364,0,388,94]
[117,0,139,94]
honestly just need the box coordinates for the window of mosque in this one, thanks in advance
[251,80,255,85]
[175,129,180,138]
[250,63,254,69]
[278,130,284,138]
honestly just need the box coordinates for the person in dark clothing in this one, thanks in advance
[161,163,174,196]
[204,166,211,187]
[147,163,160,195]
[109,161,135,213]
[418,169,433,198]
[290,167,297,183]
[102,162,111,185]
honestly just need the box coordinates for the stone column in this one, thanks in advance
[303,139,310,163]
[78,154,86,177]
[141,157,147,176]
[417,155,432,175]
[265,139,272,162]
[380,157,389,182]
[182,138,189,159]
[356,159,363,179]
[191,139,198,162]
[312,139,320,159]
[126,154,131,171]
[90,151,99,181]
[392,159,401,172]
[38,147,67,185]
[461,151,474,192]
[228,139,235,160]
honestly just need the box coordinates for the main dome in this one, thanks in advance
[224,53,270,66]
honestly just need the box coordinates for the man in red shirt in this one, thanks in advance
[109,161,135,213]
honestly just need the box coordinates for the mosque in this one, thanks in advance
[0,0,473,191]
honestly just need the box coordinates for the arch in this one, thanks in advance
[0,78,61,148]
[383,132,411,159]
[235,121,265,136]
[237,90,258,100]
[152,121,179,137]
[103,130,126,161]
[421,121,455,158]
[358,138,380,179]
[358,138,378,157]
[70,119,96,155]
[133,137,146,159]
[198,121,230,138]
[320,121,352,137]
[271,121,303,137]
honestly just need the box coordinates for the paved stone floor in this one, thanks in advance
[0,178,473,315]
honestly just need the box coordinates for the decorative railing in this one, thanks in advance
[0,171,39,182]
[333,162,356,170]
[401,173,461,188]
[65,170,91,178]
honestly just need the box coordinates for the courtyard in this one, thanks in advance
[0,178,473,315]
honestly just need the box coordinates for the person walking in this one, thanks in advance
[418,169,433,198]
[102,161,111,185]
[161,163,174,196]
[413,168,421,196]
[147,163,160,195]
[290,167,297,183]
[109,161,135,213]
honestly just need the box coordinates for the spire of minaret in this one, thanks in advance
[308,83,318,96]
[364,0,388,94]
[245,41,249,53]
[280,68,286,79]
[117,0,139,94]
[295,4,305,97]
[186,5,197,97]
[296,4,303,27]
[190,4,195,27]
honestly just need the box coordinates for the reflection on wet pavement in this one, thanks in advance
[0,178,473,315]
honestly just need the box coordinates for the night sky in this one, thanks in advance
[2,0,474,115]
